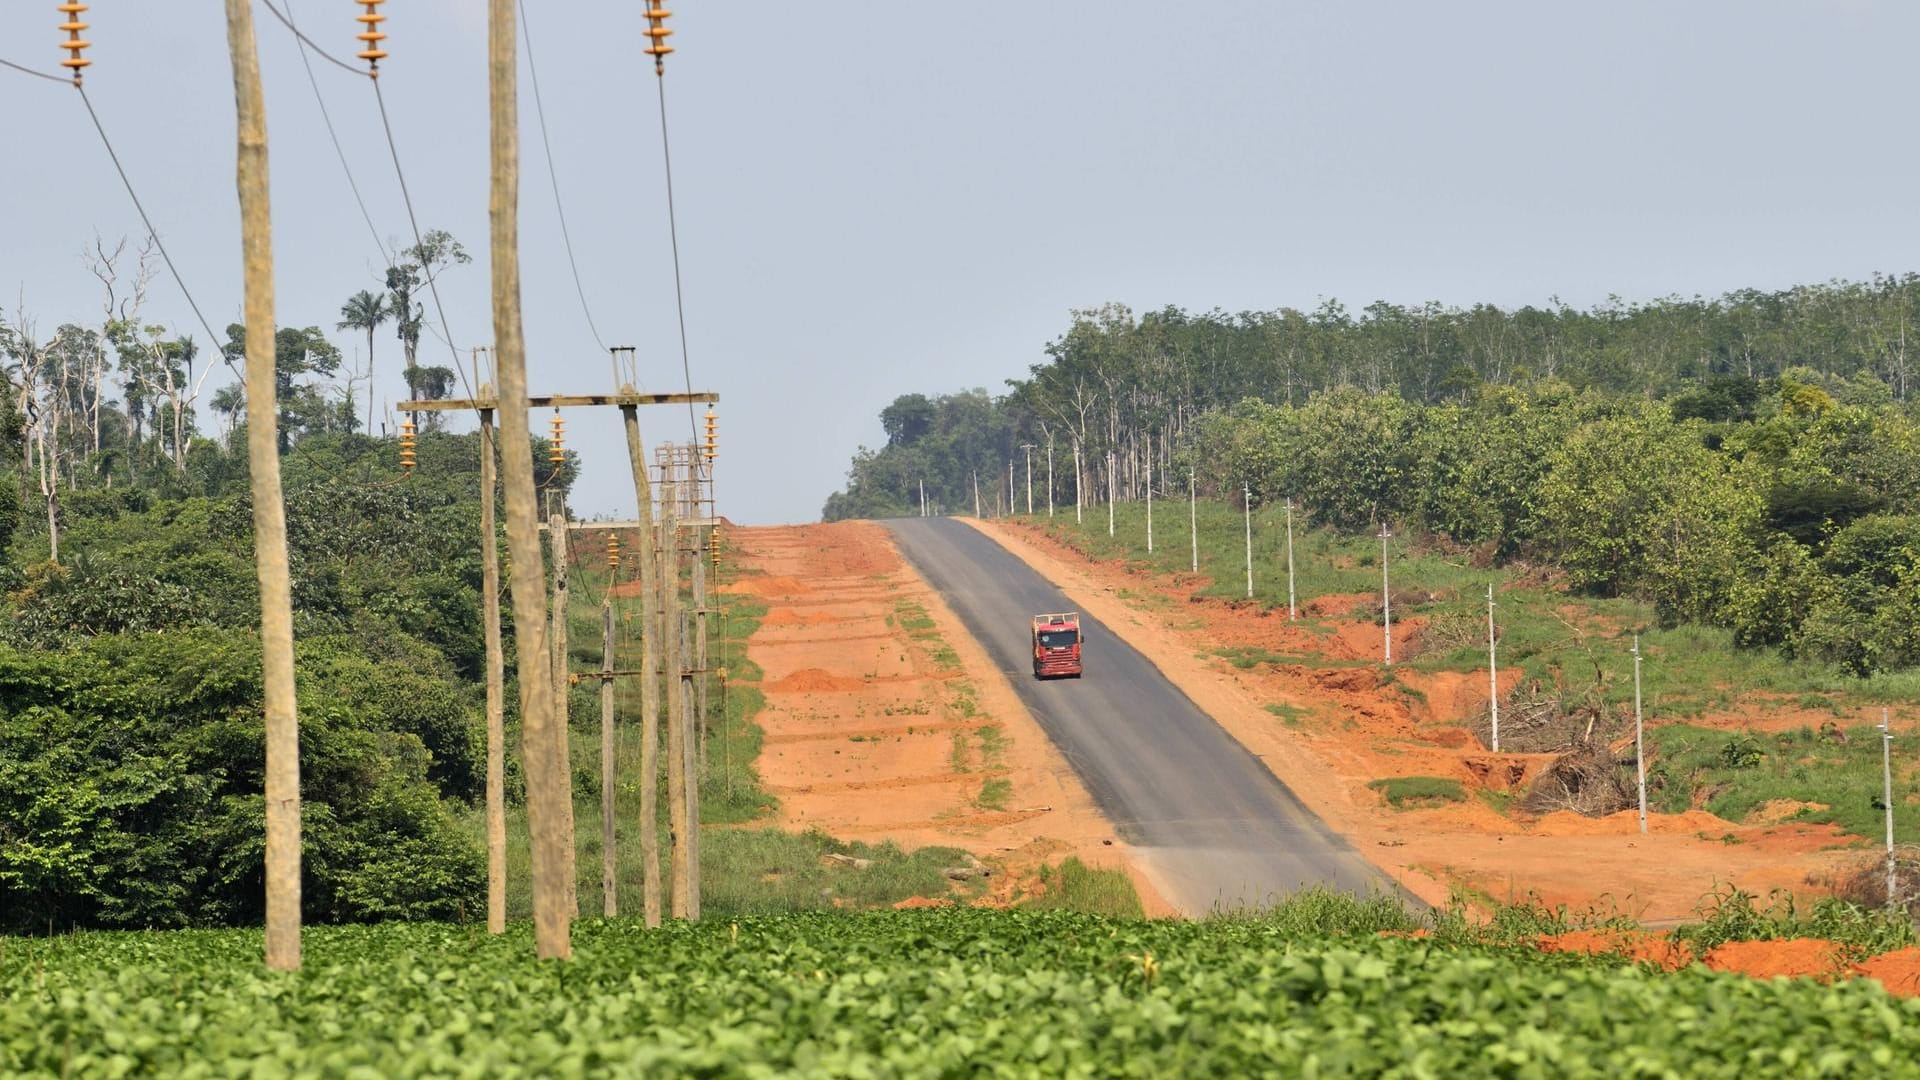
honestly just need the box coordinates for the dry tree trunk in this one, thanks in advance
[489,0,570,960]
[619,403,663,927]
[226,0,301,973]
[480,410,507,934]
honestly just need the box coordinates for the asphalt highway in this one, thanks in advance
[885,517,1401,916]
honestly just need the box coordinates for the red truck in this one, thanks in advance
[1031,612,1084,678]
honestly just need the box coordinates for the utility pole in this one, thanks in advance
[226,0,301,973]
[1009,459,1015,517]
[1883,708,1897,909]
[1379,526,1392,666]
[1046,436,1054,518]
[1021,443,1035,515]
[547,498,577,920]
[600,573,617,918]
[612,351,665,930]
[1283,498,1297,620]
[1145,450,1154,554]
[1243,484,1253,599]
[1633,635,1647,835]
[479,398,507,934]
[1188,472,1197,574]
[919,479,926,518]
[682,468,702,921]
[661,470,691,918]
[1487,584,1500,753]
[489,0,568,959]
[972,472,980,517]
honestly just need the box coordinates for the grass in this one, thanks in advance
[1264,701,1310,726]
[1646,722,1920,844]
[1021,501,1920,723]
[975,777,1012,811]
[1367,775,1468,809]
[1022,857,1145,918]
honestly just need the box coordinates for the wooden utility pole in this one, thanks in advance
[488,0,569,960]
[1284,498,1297,620]
[693,502,710,775]
[600,590,617,918]
[1379,526,1393,666]
[1633,636,1647,835]
[661,469,691,918]
[548,504,578,920]
[616,380,664,928]
[226,0,301,973]
[480,405,507,934]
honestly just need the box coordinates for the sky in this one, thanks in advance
[3,1,1918,525]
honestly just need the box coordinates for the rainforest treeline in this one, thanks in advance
[824,277,1920,674]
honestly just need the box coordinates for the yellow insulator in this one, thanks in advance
[57,3,91,81]
[642,1,674,70]
[547,412,567,465]
[708,529,721,567]
[702,407,718,461]
[399,418,417,473]
[607,534,622,571]
[356,1,388,70]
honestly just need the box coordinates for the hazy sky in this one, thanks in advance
[4,2,1918,524]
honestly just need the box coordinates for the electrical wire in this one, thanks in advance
[256,0,364,76]
[1,56,69,84]
[76,85,238,382]
[652,76,700,444]
[270,0,389,263]
[372,77,477,404]
[519,0,608,357]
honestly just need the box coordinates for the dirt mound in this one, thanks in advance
[891,896,954,910]
[1306,593,1371,617]
[1857,947,1920,996]
[766,668,868,693]
[1529,808,1732,837]
[1538,929,1693,970]
[1704,938,1848,980]
[1522,746,1635,817]
[1752,799,1829,824]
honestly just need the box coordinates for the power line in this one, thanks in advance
[269,0,389,264]
[256,0,363,76]
[652,76,700,445]
[1,56,69,84]
[519,0,609,358]
[371,78,476,404]
[76,84,236,382]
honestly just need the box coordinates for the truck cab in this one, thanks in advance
[1031,612,1084,678]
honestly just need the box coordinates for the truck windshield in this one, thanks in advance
[1038,629,1078,648]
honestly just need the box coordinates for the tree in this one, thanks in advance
[385,229,470,429]
[337,290,392,435]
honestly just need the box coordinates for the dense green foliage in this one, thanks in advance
[6,908,1919,1077]
[0,432,574,933]
[830,283,1920,672]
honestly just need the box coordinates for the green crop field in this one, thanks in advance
[6,907,1919,1077]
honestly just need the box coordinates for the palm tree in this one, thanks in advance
[337,289,392,435]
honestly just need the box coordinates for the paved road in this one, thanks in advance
[885,517,1400,916]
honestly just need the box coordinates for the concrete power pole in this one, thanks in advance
[1487,584,1500,753]
[662,471,691,918]
[972,472,980,517]
[226,0,302,972]
[1188,472,1197,574]
[1284,498,1297,620]
[1633,635,1647,835]
[614,354,665,929]
[1243,484,1253,599]
[600,587,617,917]
[1883,709,1897,909]
[919,479,926,518]
[1379,526,1392,666]
[488,0,569,959]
